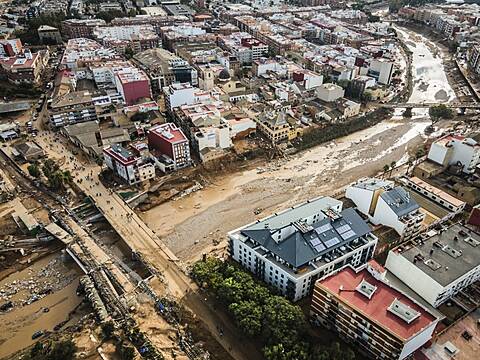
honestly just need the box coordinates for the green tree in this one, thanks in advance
[101,321,115,340]
[124,46,134,59]
[336,79,351,89]
[47,339,77,360]
[28,163,41,178]
[229,300,263,337]
[383,164,390,178]
[390,161,396,177]
[262,296,306,348]
[96,10,125,23]
[42,159,59,178]
[429,104,454,123]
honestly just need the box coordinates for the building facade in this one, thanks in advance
[228,196,378,301]
[385,224,480,307]
[311,262,440,360]
[103,144,155,185]
[147,123,191,170]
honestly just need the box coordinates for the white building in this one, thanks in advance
[346,178,425,239]
[367,58,394,85]
[400,176,466,215]
[103,144,155,185]
[427,134,480,174]
[374,187,425,240]
[163,83,196,111]
[315,83,345,102]
[385,223,480,307]
[346,177,394,216]
[228,196,378,301]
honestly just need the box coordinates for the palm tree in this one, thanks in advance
[406,156,415,175]
[390,161,396,177]
[383,164,390,178]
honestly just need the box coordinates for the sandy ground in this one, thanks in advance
[141,117,428,263]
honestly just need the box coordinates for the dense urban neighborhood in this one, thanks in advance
[0,0,480,359]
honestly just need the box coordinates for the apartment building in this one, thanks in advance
[0,50,46,85]
[92,25,160,54]
[103,144,155,185]
[400,176,466,215]
[228,196,378,301]
[385,224,480,307]
[147,123,191,170]
[347,179,425,240]
[61,38,121,70]
[62,19,107,39]
[133,48,197,94]
[467,43,480,76]
[114,67,151,106]
[0,39,23,57]
[218,32,268,65]
[311,262,440,360]
[427,134,480,174]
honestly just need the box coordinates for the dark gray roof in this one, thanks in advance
[399,224,480,286]
[241,208,371,268]
[381,186,419,217]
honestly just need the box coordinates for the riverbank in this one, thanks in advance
[396,21,477,102]
[139,26,454,264]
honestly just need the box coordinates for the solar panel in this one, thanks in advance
[336,224,351,234]
[324,237,340,248]
[314,244,326,252]
[315,223,332,234]
[340,230,356,240]
[310,238,321,246]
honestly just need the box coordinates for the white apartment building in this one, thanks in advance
[400,176,466,215]
[315,83,345,102]
[163,83,196,111]
[228,196,378,301]
[346,178,425,239]
[367,58,394,85]
[374,187,425,240]
[427,134,480,174]
[103,144,155,185]
[386,224,480,307]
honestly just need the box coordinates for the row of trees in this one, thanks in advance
[293,108,393,151]
[191,258,356,360]
[28,159,73,191]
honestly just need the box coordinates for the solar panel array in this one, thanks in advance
[308,218,358,254]
[314,244,326,252]
[341,230,356,240]
[324,237,340,248]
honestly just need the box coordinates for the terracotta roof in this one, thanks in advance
[318,267,437,341]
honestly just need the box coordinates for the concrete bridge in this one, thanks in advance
[381,102,480,109]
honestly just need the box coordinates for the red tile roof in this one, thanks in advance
[150,123,187,144]
[318,267,437,341]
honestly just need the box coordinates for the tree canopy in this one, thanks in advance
[191,258,357,360]
[429,104,454,123]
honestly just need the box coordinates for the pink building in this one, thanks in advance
[114,68,151,106]
[147,123,191,170]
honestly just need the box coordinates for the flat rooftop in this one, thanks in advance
[318,266,438,341]
[395,224,480,287]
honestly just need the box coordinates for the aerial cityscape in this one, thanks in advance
[0,0,479,359]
